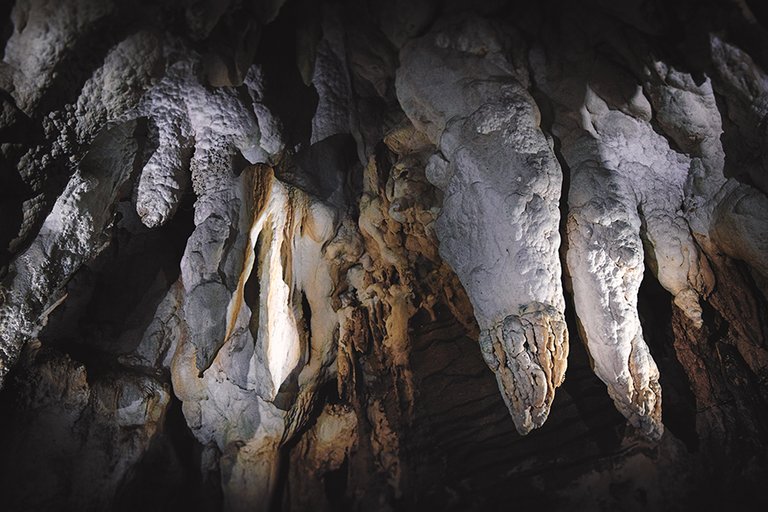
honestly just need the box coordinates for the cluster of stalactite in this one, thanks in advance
[0,0,767,510]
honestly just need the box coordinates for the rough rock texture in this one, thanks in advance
[0,343,170,511]
[0,120,146,385]
[1,0,768,511]
[397,17,568,434]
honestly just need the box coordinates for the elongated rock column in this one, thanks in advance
[0,121,143,388]
[170,164,342,512]
[396,18,567,434]
[530,43,722,439]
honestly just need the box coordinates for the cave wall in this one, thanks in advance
[0,0,767,510]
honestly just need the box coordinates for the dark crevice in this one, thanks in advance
[323,456,349,510]
[714,89,767,195]
[273,379,345,511]
[231,147,252,178]
[271,442,292,512]
[39,185,194,369]
[746,0,768,30]
[273,366,302,411]
[300,290,313,365]
[114,394,222,512]
[637,270,700,452]
[0,154,34,273]
[0,0,14,59]
[253,0,319,152]
[281,133,360,207]
[531,79,626,451]
[244,232,263,339]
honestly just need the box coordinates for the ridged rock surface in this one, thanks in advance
[0,0,767,511]
[396,17,568,434]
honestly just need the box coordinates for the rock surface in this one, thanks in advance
[397,17,568,434]
[0,0,767,511]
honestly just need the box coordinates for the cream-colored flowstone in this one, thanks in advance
[170,165,342,511]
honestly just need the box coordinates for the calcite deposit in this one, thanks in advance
[396,17,568,434]
[0,0,767,511]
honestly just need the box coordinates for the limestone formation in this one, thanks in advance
[1,1,767,511]
[397,18,568,434]
[0,121,144,386]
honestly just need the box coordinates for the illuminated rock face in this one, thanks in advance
[396,18,568,435]
[1,1,768,511]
